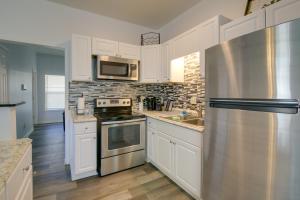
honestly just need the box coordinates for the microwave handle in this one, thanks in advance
[128,64,131,77]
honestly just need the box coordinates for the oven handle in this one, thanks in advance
[101,118,146,125]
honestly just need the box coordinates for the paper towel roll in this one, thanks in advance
[77,97,85,114]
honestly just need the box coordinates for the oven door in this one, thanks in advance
[97,56,139,81]
[101,119,146,158]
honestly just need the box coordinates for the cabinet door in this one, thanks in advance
[118,42,141,60]
[140,45,161,83]
[160,42,171,82]
[266,0,300,27]
[155,131,173,176]
[172,27,200,59]
[173,138,201,198]
[147,127,157,162]
[92,38,118,56]
[71,34,92,81]
[220,9,265,43]
[75,133,97,174]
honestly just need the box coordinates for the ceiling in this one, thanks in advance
[47,0,202,29]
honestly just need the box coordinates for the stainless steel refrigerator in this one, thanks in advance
[203,19,300,200]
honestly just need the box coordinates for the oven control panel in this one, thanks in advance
[96,98,131,107]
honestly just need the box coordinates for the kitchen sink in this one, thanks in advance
[182,118,204,126]
[161,115,204,126]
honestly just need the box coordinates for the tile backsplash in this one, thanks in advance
[68,52,205,111]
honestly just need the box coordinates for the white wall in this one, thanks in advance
[159,0,248,42]
[36,53,65,124]
[6,45,36,138]
[0,0,154,48]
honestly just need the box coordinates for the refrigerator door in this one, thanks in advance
[203,107,300,200]
[205,19,300,100]
[204,19,300,200]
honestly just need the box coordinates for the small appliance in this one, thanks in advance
[96,55,139,81]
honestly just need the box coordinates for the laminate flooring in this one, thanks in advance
[29,123,194,200]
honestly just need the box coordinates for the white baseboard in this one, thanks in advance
[23,127,34,138]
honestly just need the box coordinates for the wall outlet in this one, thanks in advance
[190,97,197,105]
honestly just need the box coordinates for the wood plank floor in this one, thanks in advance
[29,123,194,200]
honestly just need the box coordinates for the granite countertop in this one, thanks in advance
[135,110,205,133]
[0,101,26,107]
[0,138,32,192]
[71,111,97,123]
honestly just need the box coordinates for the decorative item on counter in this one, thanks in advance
[244,0,281,15]
[141,32,160,45]
[77,94,85,115]
[137,95,145,112]
[164,99,174,111]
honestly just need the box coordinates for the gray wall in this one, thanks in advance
[6,45,35,138]
[36,53,65,124]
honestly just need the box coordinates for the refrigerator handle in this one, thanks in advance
[209,98,299,114]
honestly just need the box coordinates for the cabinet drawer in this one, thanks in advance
[147,117,202,148]
[6,145,32,200]
[74,122,96,134]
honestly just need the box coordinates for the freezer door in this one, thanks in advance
[205,18,300,100]
[203,107,300,200]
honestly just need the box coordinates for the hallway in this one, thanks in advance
[29,123,193,200]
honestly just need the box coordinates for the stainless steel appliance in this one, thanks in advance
[97,56,139,81]
[94,98,146,176]
[204,19,300,200]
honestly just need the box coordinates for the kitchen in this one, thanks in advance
[0,0,300,200]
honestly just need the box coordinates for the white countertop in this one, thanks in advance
[0,138,32,192]
[71,111,97,123]
[135,110,205,133]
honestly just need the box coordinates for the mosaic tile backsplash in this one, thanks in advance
[69,52,205,111]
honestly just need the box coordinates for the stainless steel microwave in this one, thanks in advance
[97,55,139,81]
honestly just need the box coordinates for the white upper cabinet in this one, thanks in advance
[220,9,266,43]
[92,38,140,60]
[71,34,92,82]
[140,45,161,83]
[92,38,118,56]
[118,42,141,60]
[266,0,300,27]
[172,27,200,60]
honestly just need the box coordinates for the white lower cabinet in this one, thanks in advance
[75,133,97,174]
[173,138,201,197]
[147,118,202,199]
[70,121,97,180]
[155,132,173,176]
[4,145,32,200]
